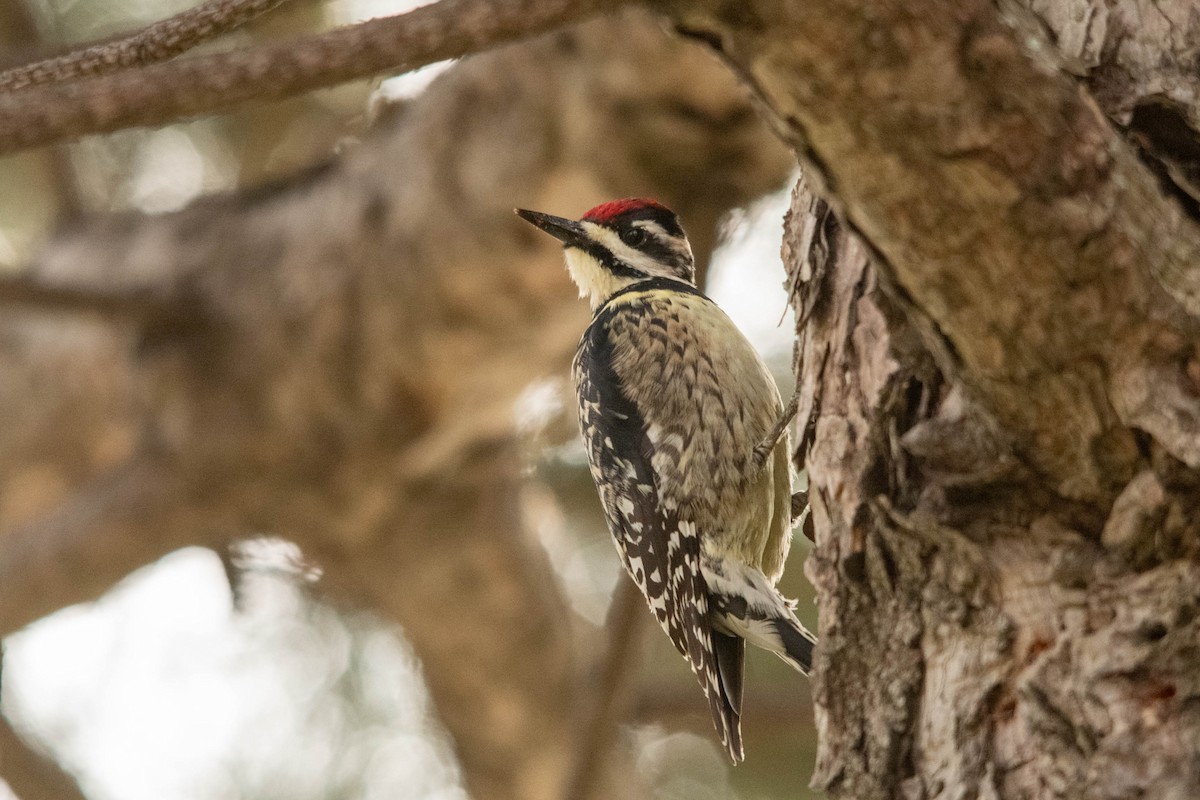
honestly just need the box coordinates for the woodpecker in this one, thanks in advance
[516,198,815,762]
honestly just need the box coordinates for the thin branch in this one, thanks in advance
[563,578,647,800]
[0,711,87,800]
[0,0,294,94]
[0,0,629,157]
[0,274,189,327]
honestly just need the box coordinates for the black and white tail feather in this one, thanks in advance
[704,555,816,675]
[655,549,816,764]
[680,552,817,764]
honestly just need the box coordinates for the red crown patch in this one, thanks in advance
[582,198,668,223]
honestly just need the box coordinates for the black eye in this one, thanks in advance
[621,227,647,247]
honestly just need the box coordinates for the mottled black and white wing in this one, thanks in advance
[573,298,743,762]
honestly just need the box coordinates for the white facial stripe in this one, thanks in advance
[633,220,670,238]
[583,222,680,281]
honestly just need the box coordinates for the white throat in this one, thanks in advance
[564,248,638,310]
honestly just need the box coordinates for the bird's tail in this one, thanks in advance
[708,629,744,763]
[702,555,816,674]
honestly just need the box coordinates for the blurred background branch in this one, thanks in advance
[0,0,293,92]
[0,0,628,155]
[0,272,187,323]
[0,459,213,635]
[563,579,646,800]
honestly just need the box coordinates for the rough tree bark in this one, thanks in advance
[663,0,1200,798]
[0,9,792,800]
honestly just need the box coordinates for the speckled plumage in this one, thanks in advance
[573,278,795,761]
[580,281,793,575]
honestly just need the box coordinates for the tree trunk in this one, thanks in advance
[662,0,1200,797]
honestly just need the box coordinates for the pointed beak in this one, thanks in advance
[515,208,587,248]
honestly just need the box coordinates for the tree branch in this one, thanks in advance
[0,274,189,326]
[0,0,630,156]
[563,578,647,800]
[0,0,294,94]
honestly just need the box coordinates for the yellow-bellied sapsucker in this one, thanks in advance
[516,198,815,762]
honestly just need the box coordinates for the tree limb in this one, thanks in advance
[0,0,294,94]
[563,579,647,800]
[0,0,631,156]
[0,274,189,326]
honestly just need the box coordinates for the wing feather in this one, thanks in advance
[573,293,742,761]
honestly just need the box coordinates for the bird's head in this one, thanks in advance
[516,198,695,308]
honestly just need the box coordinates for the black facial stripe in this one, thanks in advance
[625,206,685,237]
[638,235,690,270]
[572,240,646,279]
